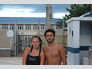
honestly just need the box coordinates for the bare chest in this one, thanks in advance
[44,46,60,57]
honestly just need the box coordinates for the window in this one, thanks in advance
[10,25,14,30]
[56,25,58,29]
[41,25,43,29]
[33,25,38,29]
[51,25,54,29]
[2,24,8,29]
[29,25,31,29]
[25,25,28,29]
[25,25,31,29]
[41,25,44,29]
[43,25,45,29]
[18,25,23,30]
[33,25,35,29]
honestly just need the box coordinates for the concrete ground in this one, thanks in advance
[0,57,22,65]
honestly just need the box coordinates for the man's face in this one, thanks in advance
[45,32,55,44]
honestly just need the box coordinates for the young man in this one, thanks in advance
[43,29,67,65]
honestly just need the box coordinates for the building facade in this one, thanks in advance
[0,17,66,57]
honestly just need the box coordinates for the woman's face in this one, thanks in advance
[32,38,40,49]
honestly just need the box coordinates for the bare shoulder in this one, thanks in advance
[23,47,31,54]
[42,45,47,51]
[25,47,30,51]
[40,50,44,55]
[56,44,65,50]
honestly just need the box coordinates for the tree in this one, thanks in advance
[56,19,67,29]
[63,4,92,20]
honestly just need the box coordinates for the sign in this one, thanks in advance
[7,30,14,37]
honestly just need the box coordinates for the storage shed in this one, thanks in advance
[66,16,92,65]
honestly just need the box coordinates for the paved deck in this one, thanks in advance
[0,57,22,65]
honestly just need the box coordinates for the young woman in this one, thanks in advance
[22,35,45,65]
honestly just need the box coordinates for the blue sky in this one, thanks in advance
[0,4,71,19]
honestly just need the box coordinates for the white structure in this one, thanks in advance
[66,17,92,65]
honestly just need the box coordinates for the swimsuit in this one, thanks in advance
[26,51,40,65]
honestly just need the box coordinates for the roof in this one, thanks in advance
[66,11,92,23]
[66,17,92,23]
[80,11,92,17]
[0,17,59,24]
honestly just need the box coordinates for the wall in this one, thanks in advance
[0,29,13,57]
[67,21,80,65]
[80,21,92,64]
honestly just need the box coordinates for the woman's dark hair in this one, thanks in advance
[44,29,55,37]
[30,35,42,53]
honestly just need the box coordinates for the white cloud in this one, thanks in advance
[0,8,45,17]
[1,8,34,13]
[0,12,46,17]
[0,8,69,19]
[53,13,69,19]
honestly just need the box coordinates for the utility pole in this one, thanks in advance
[62,19,65,47]
[45,4,53,30]
[14,19,17,56]
[38,19,40,36]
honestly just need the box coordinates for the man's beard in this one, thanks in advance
[46,38,54,44]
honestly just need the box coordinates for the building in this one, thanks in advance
[0,17,66,57]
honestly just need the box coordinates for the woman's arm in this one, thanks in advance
[22,48,30,65]
[40,50,45,65]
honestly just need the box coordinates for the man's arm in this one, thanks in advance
[59,45,67,65]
